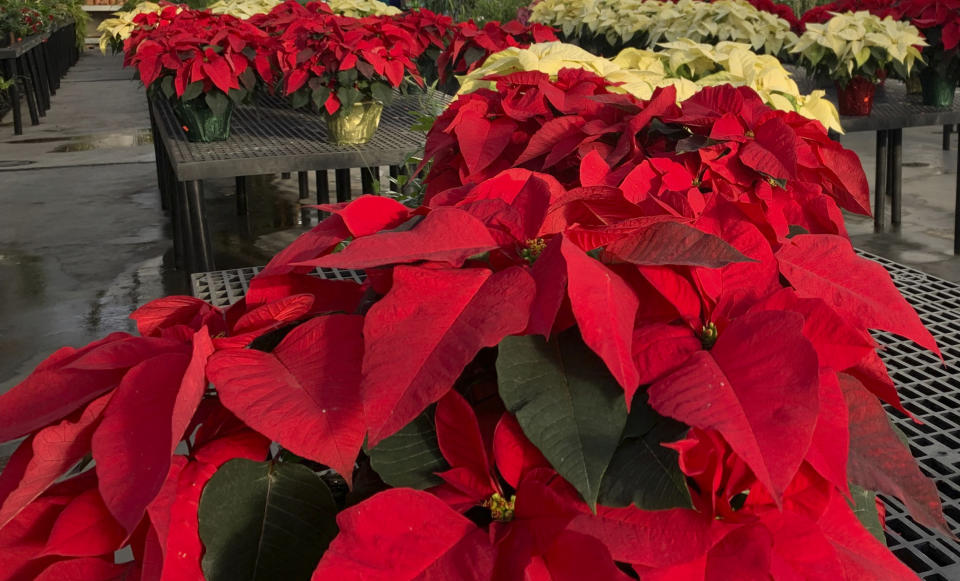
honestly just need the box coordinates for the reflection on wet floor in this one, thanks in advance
[5,129,154,152]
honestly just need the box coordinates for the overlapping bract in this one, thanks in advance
[0,68,949,581]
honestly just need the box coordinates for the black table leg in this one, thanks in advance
[955,142,960,255]
[16,56,39,126]
[25,50,47,115]
[335,168,351,202]
[235,176,248,215]
[2,59,22,135]
[874,130,888,231]
[175,182,192,271]
[361,167,377,194]
[184,180,215,272]
[316,170,329,220]
[298,171,309,199]
[945,125,953,151]
[889,129,903,227]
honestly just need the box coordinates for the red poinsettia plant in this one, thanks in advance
[253,0,423,114]
[897,0,960,78]
[0,69,952,580]
[436,19,558,84]
[800,0,903,28]
[123,6,268,112]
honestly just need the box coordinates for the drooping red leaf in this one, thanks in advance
[561,236,640,401]
[579,150,611,187]
[776,235,940,357]
[705,522,773,580]
[739,116,800,180]
[315,194,411,238]
[39,489,126,557]
[130,296,223,338]
[804,371,850,496]
[840,373,952,537]
[34,558,134,581]
[631,323,702,385]
[815,146,871,215]
[524,237,567,338]
[92,352,192,533]
[258,216,350,278]
[145,456,188,568]
[493,414,549,490]
[515,116,584,166]
[0,393,110,530]
[435,391,497,499]
[456,116,518,176]
[362,265,535,446]
[817,490,919,580]
[606,222,752,268]
[231,293,315,334]
[311,489,494,581]
[243,274,365,315]
[208,314,365,485]
[649,311,820,501]
[0,334,132,443]
[299,208,499,270]
[539,531,632,581]
[170,327,214,455]
[567,504,730,568]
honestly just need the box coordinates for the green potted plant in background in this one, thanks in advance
[791,10,925,115]
[899,0,960,107]
[123,7,267,142]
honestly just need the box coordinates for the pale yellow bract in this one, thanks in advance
[790,11,926,81]
[97,2,178,54]
[531,0,798,57]
[208,0,283,19]
[325,0,401,17]
[457,41,843,133]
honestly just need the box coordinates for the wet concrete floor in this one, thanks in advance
[1,51,960,396]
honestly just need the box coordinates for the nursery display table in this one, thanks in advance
[828,82,960,255]
[0,20,79,136]
[1,34,48,135]
[148,90,450,273]
[190,251,960,580]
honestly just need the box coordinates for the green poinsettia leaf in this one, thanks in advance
[181,81,204,102]
[205,91,230,117]
[851,484,885,544]
[370,81,394,106]
[337,86,359,110]
[198,459,339,581]
[598,391,692,511]
[368,406,448,489]
[312,86,331,110]
[160,76,175,99]
[497,330,628,510]
[291,89,310,110]
[337,68,358,87]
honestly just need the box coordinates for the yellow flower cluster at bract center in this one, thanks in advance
[325,0,401,17]
[97,2,179,54]
[458,41,843,133]
[790,11,926,82]
[208,0,282,19]
[531,0,797,57]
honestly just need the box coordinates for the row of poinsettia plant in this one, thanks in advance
[0,63,953,578]
[121,0,557,116]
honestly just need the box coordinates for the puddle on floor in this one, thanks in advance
[4,129,153,152]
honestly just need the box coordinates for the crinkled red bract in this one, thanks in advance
[0,67,949,580]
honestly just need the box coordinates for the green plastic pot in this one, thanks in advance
[920,70,957,108]
[172,97,234,143]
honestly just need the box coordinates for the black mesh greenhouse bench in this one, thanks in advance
[191,251,960,580]
[148,90,450,274]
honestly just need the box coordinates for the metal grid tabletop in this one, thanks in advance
[152,91,449,181]
[192,252,960,578]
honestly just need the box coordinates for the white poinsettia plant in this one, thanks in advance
[208,0,283,19]
[457,41,842,132]
[791,10,927,85]
[531,0,797,58]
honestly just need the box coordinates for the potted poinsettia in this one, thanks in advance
[791,10,926,115]
[272,3,423,145]
[899,0,960,106]
[124,7,267,142]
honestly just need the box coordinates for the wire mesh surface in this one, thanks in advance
[152,91,450,181]
[191,252,960,578]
